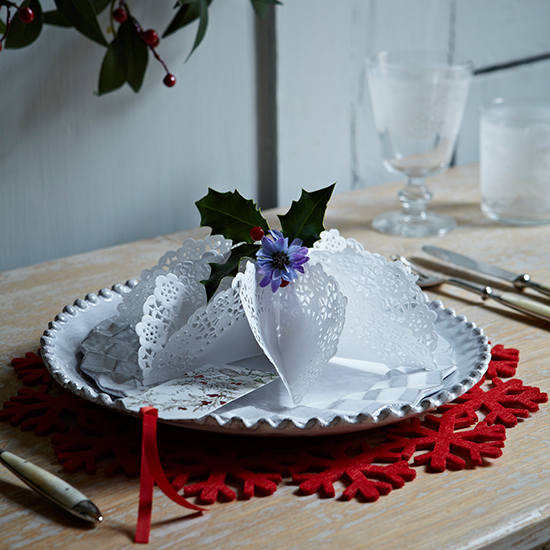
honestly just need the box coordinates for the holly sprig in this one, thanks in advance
[196,183,336,300]
[0,0,281,95]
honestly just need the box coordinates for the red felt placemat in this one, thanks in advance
[1,345,546,506]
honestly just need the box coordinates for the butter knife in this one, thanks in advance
[0,448,103,523]
[422,245,550,298]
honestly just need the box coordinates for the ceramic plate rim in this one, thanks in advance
[40,281,491,436]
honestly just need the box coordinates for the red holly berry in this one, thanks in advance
[18,7,34,24]
[163,73,176,87]
[280,280,290,288]
[143,29,159,47]
[250,226,265,241]
[112,8,127,23]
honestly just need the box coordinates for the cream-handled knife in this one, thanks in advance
[422,245,550,299]
[0,448,103,523]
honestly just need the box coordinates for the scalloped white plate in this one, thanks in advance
[40,282,490,436]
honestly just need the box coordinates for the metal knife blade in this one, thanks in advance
[422,245,550,298]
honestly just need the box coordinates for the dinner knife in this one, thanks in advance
[0,448,103,523]
[422,245,550,299]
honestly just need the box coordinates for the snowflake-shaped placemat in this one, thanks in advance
[0,345,547,505]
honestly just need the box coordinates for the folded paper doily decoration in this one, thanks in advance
[77,230,442,413]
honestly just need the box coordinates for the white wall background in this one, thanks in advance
[1,0,550,272]
[276,0,550,204]
[0,1,258,271]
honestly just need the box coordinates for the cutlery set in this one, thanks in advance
[393,246,550,322]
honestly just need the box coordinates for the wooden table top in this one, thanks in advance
[1,164,550,550]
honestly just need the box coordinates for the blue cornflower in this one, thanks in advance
[256,230,309,292]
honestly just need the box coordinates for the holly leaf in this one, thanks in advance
[5,0,43,49]
[54,0,107,46]
[202,243,259,301]
[163,0,213,38]
[196,188,270,244]
[97,36,127,95]
[278,183,335,247]
[251,0,282,19]
[117,19,148,92]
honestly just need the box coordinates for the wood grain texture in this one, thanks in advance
[1,164,550,549]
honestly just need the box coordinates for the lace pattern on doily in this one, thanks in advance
[310,229,438,370]
[81,229,437,403]
[237,261,347,404]
[142,283,263,386]
[135,271,208,374]
[117,235,231,325]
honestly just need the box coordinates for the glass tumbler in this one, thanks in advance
[480,99,550,225]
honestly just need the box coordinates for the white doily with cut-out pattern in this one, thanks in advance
[81,229,439,405]
[142,281,263,386]
[310,229,438,371]
[135,270,209,374]
[237,261,347,404]
[117,235,232,325]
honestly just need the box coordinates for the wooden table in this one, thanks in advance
[1,164,550,550]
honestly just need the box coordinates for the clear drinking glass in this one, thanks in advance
[480,98,550,225]
[366,51,474,237]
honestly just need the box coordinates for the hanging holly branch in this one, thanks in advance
[0,0,281,95]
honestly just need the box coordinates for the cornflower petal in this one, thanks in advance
[260,237,281,254]
[255,229,310,292]
[260,274,272,288]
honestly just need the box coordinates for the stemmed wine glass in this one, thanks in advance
[366,51,474,237]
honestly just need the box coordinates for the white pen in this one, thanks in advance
[0,448,103,523]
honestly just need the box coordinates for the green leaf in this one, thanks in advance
[0,18,6,34]
[185,0,208,61]
[163,0,213,38]
[91,0,110,15]
[196,188,270,245]
[97,36,127,95]
[43,9,71,26]
[5,0,43,49]
[202,243,259,301]
[54,0,107,46]
[250,0,281,19]
[44,0,109,26]
[278,183,336,247]
[118,19,148,92]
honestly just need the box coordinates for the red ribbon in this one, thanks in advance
[135,407,205,544]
